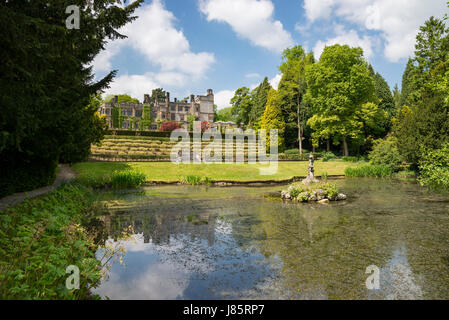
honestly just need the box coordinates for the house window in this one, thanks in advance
[178,106,183,112]
[185,107,190,112]
[171,106,176,112]
[162,113,166,119]
[171,114,176,121]
[180,115,184,121]
[127,109,133,116]
[135,110,142,117]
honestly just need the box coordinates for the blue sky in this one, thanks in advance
[94,0,447,109]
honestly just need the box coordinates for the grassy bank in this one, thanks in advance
[0,183,102,299]
[72,161,358,183]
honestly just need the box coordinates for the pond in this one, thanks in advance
[91,178,449,299]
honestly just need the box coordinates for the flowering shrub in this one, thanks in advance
[201,121,210,133]
[160,121,182,132]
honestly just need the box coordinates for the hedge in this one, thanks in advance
[107,130,172,138]
[107,130,277,140]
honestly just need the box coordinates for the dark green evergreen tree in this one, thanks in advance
[0,0,142,197]
[248,77,271,128]
[392,84,401,110]
[394,15,449,166]
[399,59,416,107]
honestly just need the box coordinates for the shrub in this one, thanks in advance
[321,151,337,162]
[0,156,58,198]
[279,153,308,161]
[418,143,449,190]
[342,156,359,162]
[160,121,182,132]
[322,182,338,198]
[345,165,394,178]
[368,136,403,171]
[0,184,102,299]
[287,182,339,199]
[201,121,210,133]
[285,148,309,155]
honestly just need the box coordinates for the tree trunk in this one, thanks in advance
[297,95,302,155]
[326,139,330,152]
[343,137,349,156]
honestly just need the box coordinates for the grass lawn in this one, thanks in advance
[72,160,358,183]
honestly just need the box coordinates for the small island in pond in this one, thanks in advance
[281,152,347,203]
[281,182,347,204]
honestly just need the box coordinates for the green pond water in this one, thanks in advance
[92,178,449,300]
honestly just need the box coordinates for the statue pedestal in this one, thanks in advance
[302,152,319,185]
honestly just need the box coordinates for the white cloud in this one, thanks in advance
[303,0,336,22]
[245,73,261,78]
[154,72,189,87]
[199,0,293,53]
[303,0,447,62]
[92,0,215,86]
[103,73,160,101]
[313,25,374,60]
[214,90,235,109]
[92,41,124,73]
[269,74,281,90]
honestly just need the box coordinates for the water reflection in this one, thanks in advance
[93,179,449,299]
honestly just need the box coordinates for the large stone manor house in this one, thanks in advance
[99,89,215,130]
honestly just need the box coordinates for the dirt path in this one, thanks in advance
[0,164,77,211]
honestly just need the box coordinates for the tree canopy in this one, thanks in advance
[261,88,285,152]
[0,0,142,197]
[249,77,271,128]
[230,87,253,128]
[393,14,449,166]
[305,44,378,156]
[277,45,315,153]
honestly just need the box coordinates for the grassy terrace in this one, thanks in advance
[72,161,358,183]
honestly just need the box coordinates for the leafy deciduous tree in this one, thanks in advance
[305,44,377,156]
[277,46,315,153]
[230,87,253,128]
